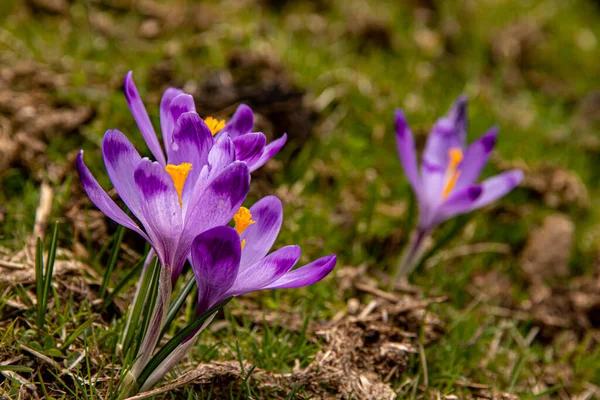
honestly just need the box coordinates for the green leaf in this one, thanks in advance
[60,316,97,350]
[121,257,158,363]
[35,237,44,329]
[133,260,161,358]
[136,297,233,388]
[99,226,125,298]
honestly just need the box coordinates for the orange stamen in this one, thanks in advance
[204,116,226,136]
[234,207,255,249]
[442,148,463,200]
[165,163,192,208]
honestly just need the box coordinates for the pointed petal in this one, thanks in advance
[134,159,183,267]
[102,129,146,224]
[76,151,150,242]
[246,133,287,172]
[264,254,336,289]
[173,161,250,277]
[191,226,241,314]
[205,134,236,181]
[233,132,266,166]
[164,94,196,154]
[160,88,184,150]
[454,127,497,191]
[168,112,214,207]
[395,109,421,194]
[471,170,523,209]
[228,245,301,296]
[448,95,468,146]
[240,196,283,270]
[124,71,165,165]
[222,104,254,138]
[433,185,483,226]
[422,96,469,168]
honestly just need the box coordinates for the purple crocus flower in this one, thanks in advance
[141,195,336,390]
[124,71,287,172]
[393,95,523,278]
[395,95,523,231]
[191,195,337,315]
[77,114,250,282]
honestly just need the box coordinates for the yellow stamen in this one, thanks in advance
[234,207,255,249]
[204,116,226,136]
[165,163,193,208]
[442,148,463,200]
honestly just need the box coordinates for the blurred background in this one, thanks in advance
[1,0,600,398]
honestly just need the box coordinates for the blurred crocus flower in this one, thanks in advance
[394,96,523,277]
[123,71,286,173]
[141,195,337,390]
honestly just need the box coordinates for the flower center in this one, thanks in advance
[442,148,463,200]
[204,116,226,136]
[165,163,192,208]
[233,206,255,249]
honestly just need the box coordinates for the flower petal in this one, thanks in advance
[168,112,214,207]
[205,133,236,181]
[76,151,150,243]
[454,127,498,191]
[433,185,483,226]
[422,96,468,169]
[222,104,254,138]
[447,95,468,146]
[245,133,287,172]
[191,226,241,314]
[264,254,336,289]
[163,93,196,153]
[240,196,283,270]
[160,88,184,150]
[470,170,523,210]
[395,109,421,195]
[124,72,165,165]
[102,129,146,224]
[227,245,301,296]
[233,132,266,166]
[173,161,250,278]
[134,158,183,268]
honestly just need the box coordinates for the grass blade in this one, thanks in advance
[60,316,97,350]
[99,226,125,298]
[136,297,232,388]
[122,257,158,361]
[133,261,162,358]
[35,238,44,329]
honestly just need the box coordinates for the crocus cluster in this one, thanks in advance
[77,72,335,392]
[393,96,523,278]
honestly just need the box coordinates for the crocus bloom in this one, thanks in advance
[123,71,287,173]
[191,195,337,315]
[141,195,336,390]
[395,95,523,232]
[77,114,250,282]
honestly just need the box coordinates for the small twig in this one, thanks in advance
[19,345,60,370]
[0,260,25,269]
[354,282,401,303]
[357,300,378,320]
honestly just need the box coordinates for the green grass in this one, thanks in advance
[1,0,600,398]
